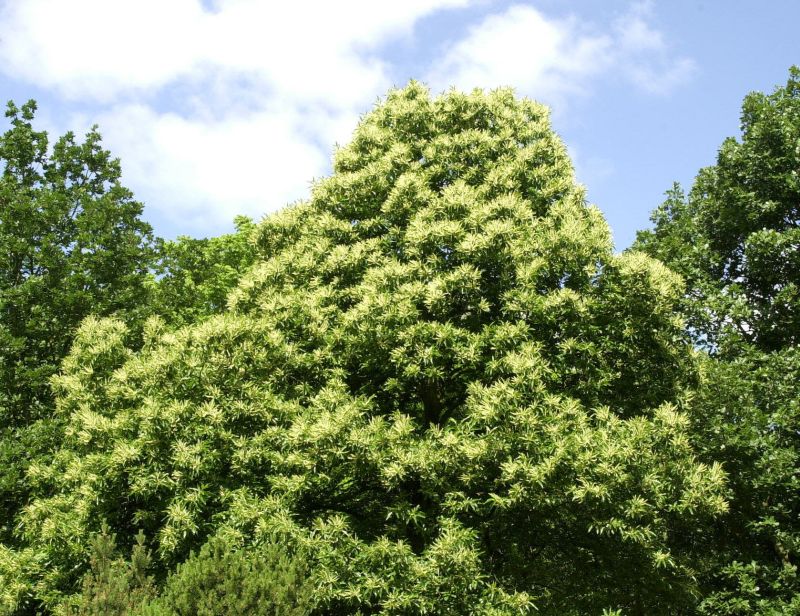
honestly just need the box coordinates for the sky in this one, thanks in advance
[0,0,797,249]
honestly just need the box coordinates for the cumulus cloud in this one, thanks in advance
[0,0,471,232]
[0,0,694,235]
[427,6,613,103]
[0,0,467,105]
[426,2,695,104]
[95,103,329,231]
[612,2,697,94]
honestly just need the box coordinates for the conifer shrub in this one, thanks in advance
[59,525,155,616]
[135,536,313,616]
[61,529,312,616]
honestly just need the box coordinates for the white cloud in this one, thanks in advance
[428,5,614,103]
[95,103,330,232]
[612,2,697,94]
[0,0,207,102]
[426,2,695,104]
[0,0,470,233]
[0,0,469,105]
[0,0,693,236]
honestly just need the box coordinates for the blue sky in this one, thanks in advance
[0,0,797,249]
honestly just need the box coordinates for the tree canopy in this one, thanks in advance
[0,100,157,427]
[2,84,727,615]
[636,67,800,615]
[636,67,800,355]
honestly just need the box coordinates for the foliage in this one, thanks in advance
[636,68,800,614]
[155,216,256,327]
[135,535,313,616]
[0,99,157,427]
[636,67,800,355]
[0,100,157,558]
[690,351,799,615]
[59,524,156,616]
[4,84,729,615]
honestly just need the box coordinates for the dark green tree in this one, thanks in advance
[636,68,800,355]
[636,68,800,614]
[155,216,256,327]
[0,100,157,425]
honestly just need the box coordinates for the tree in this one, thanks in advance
[636,68,800,614]
[636,67,800,355]
[0,101,157,549]
[6,84,727,615]
[0,100,157,426]
[155,216,256,328]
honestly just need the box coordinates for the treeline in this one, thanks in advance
[0,69,797,615]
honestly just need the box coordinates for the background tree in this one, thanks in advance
[636,67,800,614]
[0,100,157,425]
[636,67,799,355]
[0,101,157,546]
[5,84,727,615]
[155,216,256,328]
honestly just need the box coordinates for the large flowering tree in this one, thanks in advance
[4,84,727,615]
